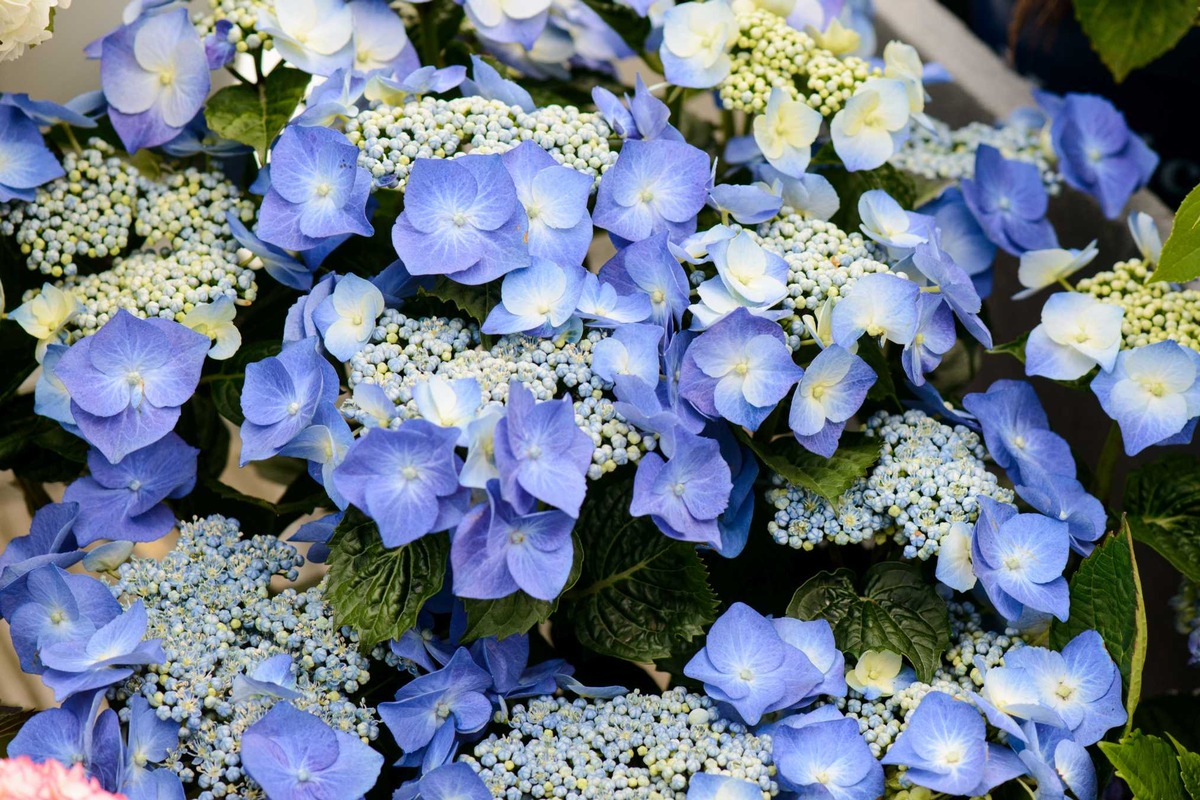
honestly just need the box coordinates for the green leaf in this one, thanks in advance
[208,340,282,427]
[737,429,880,507]
[206,68,312,160]
[0,707,34,757]
[1074,0,1196,83]
[418,278,497,327]
[563,477,717,662]
[786,562,950,682]
[988,332,1029,365]
[1099,730,1189,799]
[1171,736,1200,800]
[324,509,449,647]
[1049,521,1147,727]
[1151,182,1200,283]
[461,534,583,641]
[1124,455,1200,583]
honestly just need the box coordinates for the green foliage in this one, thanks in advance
[1151,182,1200,283]
[461,534,583,641]
[786,562,950,682]
[206,67,312,160]
[1124,455,1200,583]
[1049,521,1146,727]
[1074,0,1197,83]
[563,477,717,662]
[813,144,918,230]
[325,509,449,647]
[988,333,1029,365]
[738,429,880,507]
[418,277,497,327]
[1176,737,1200,800]
[1099,730,1190,799]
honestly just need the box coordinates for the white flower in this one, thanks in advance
[806,16,860,55]
[659,0,738,89]
[1014,241,1099,299]
[257,0,353,75]
[9,283,81,361]
[830,78,911,172]
[181,295,242,360]
[845,649,906,699]
[752,88,823,178]
[883,40,926,116]
[413,375,482,444]
[935,521,975,591]
[0,0,67,63]
[1128,211,1163,266]
[1025,292,1123,381]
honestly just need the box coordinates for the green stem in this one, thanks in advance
[60,123,82,154]
[418,1,442,68]
[1093,420,1123,507]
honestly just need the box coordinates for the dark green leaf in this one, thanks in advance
[206,68,312,160]
[1099,730,1189,800]
[1124,455,1200,583]
[1074,0,1196,83]
[1050,521,1146,727]
[737,429,880,507]
[1152,183,1200,283]
[988,332,1029,365]
[563,477,717,662]
[325,509,449,647]
[786,562,951,682]
[0,320,38,405]
[1172,736,1200,800]
[462,534,583,641]
[418,278,497,327]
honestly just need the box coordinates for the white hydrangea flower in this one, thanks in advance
[0,0,69,63]
[9,282,81,360]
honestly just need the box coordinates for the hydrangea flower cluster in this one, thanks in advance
[107,515,379,800]
[767,409,1012,557]
[891,116,1061,192]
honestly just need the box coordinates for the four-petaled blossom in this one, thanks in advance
[451,480,575,601]
[40,601,165,701]
[120,695,182,799]
[1013,721,1098,800]
[679,308,802,431]
[63,434,197,546]
[493,381,593,517]
[179,295,241,360]
[56,310,209,463]
[482,259,586,336]
[1015,477,1106,557]
[961,145,1057,255]
[99,9,211,152]
[591,323,664,388]
[772,706,885,800]
[239,336,340,464]
[501,141,594,268]
[709,230,789,306]
[414,376,482,444]
[258,125,373,252]
[574,272,653,327]
[659,0,738,88]
[593,139,710,243]
[962,380,1076,484]
[881,691,1024,796]
[0,501,80,594]
[630,429,733,547]
[971,497,1071,623]
[830,273,920,349]
[312,273,386,360]
[911,239,992,347]
[334,420,466,547]
[830,78,911,172]
[241,702,383,800]
[255,0,353,75]
[392,155,531,285]
[1025,292,1123,381]
[844,650,913,700]
[684,602,822,725]
[9,283,81,361]
[1014,242,1099,299]
[599,232,692,327]
[858,189,930,251]
[0,105,63,202]
[788,344,876,457]
[753,88,823,178]
[1091,340,1200,455]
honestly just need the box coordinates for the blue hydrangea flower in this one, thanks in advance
[120,695,182,799]
[295,68,366,127]
[99,8,211,152]
[7,693,120,790]
[1091,340,1200,456]
[55,310,209,464]
[257,125,373,251]
[591,323,663,388]
[598,232,692,328]
[460,56,534,112]
[40,601,165,701]
[312,273,386,360]
[279,410,354,509]
[413,376,482,445]
[789,344,876,457]
[393,154,531,285]
[239,337,340,465]
[63,434,197,546]
[1043,92,1157,220]
[592,74,682,142]
[242,701,383,799]
[394,762,491,800]
[772,707,884,800]
[575,272,654,327]
[962,380,1076,484]
[684,602,823,725]
[0,502,81,593]
[0,104,64,202]
[1025,292,1123,381]
[1014,721,1098,800]
[919,188,996,293]
[880,691,1024,796]
[482,259,587,336]
[593,139,710,243]
[1004,631,1126,746]
[230,653,302,704]
[771,618,847,703]
[679,308,802,431]
[501,141,594,267]
[226,211,316,291]
[1015,477,1106,556]
[460,0,550,48]
[348,0,415,74]
[284,273,339,343]
[707,180,784,225]
[366,64,467,107]
[911,238,992,347]
[0,565,121,675]
[753,87,823,178]
[711,429,758,559]
[631,429,732,547]
[971,497,1071,623]
[830,273,920,349]
[378,647,494,771]
[961,145,1057,256]
[493,381,594,518]
[685,774,763,800]
[707,230,789,307]
[334,420,467,547]
[451,480,575,601]
[901,294,956,387]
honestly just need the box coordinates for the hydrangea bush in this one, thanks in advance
[2,0,1199,798]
